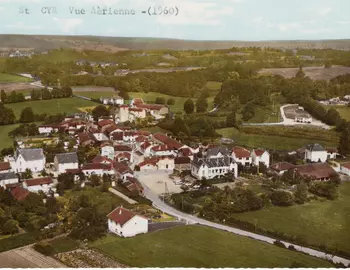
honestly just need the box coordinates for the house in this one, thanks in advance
[0,162,12,173]
[231,147,252,166]
[77,132,95,146]
[174,157,191,172]
[114,162,133,180]
[92,155,114,164]
[191,148,238,180]
[107,206,148,237]
[138,156,175,172]
[118,106,147,123]
[54,152,79,174]
[294,163,337,181]
[101,96,124,106]
[116,152,132,163]
[326,147,338,160]
[270,162,296,175]
[0,172,18,188]
[340,162,350,176]
[122,176,144,195]
[11,186,30,201]
[139,141,153,157]
[93,132,109,142]
[305,144,328,163]
[251,149,270,168]
[134,103,169,116]
[149,144,176,157]
[82,163,115,176]
[130,98,144,106]
[12,148,46,173]
[38,124,60,135]
[23,177,55,194]
[101,142,115,160]
[98,119,115,133]
[152,133,183,150]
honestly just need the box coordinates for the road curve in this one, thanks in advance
[140,182,349,266]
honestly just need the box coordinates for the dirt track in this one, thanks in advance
[0,82,40,92]
[0,246,66,268]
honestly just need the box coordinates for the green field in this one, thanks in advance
[0,124,21,148]
[328,105,350,121]
[231,182,350,256]
[7,98,98,118]
[217,127,337,151]
[73,91,117,99]
[91,225,332,268]
[48,237,80,254]
[205,81,222,91]
[0,73,32,83]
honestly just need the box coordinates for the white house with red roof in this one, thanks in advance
[138,156,175,172]
[232,147,252,166]
[23,177,55,194]
[251,149,270,168]
[101,142,115,160]
[149,144,177,157]
[118,105,147,123]
[92,155,114,164]
[82,163,115,176]
[152,133,183,150]
[107,206,148,237]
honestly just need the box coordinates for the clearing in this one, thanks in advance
[0,123,21,149]
[91,225,333,268]
[230,182,350,257]
[326,105,350,121]
[216,126,338,151]
[6,98,98,118]
[0,73,33,83]
[258,65,350,80]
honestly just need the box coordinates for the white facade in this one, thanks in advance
[93,133,109,142]
[55,162,79,174]
[83,168,115,177]
[251,151,270,168]
[191,162,238,180]
[101,145,115,160]
[0,174,18,188]
[231,153,252,166]
[340,164,350,176]
[13,153,46,173]
[150,149,176,157]
[38,126,59,134]
[305,149,328,163]
[108,215,148,238]
[295,116,312,123]
[157,158,175,171]
[139,163,158,172]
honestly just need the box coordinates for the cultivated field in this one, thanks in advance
[0,246,66,268]
[91,225,333,268]
[72,86,115,93]
[259,66,350,80]
[0,82,39,91]
[231,182,350,257]
[6,98,97,118]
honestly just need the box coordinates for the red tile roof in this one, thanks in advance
[0,162,11,171]
[141,141,152,150]
[101,141,113,148]
[254,149,266,156]
[129,107,144,112]
[114,162,132,175]
[132,98,144,105]
[153,133,183,150]
[175,156,191,164]
[116,152,131,160]
[341,162,350,170]
[105,125,119,134]
[232,147,251,158]
[135,104,164,111]
[179,148,193,157]
[98,119,114,128]
[107,207,145,226]
[24,177,53,187]
[326,147,338,154]
[124,131,137,137]
[82,163,113,171]
[6,183,20,189]
[111,132,124,141]
[270,162,295,172]
[92,155,114,164]
[151,144,173,152]
[137,130,151,136]
[295,163,337,180]
[66,168,82,174]
[115,145,132,152]
[77,132,95,144]
[138,157,159,167]
[135,136,148,143]
[11,186,30,201]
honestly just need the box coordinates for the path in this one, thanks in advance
[108,187,138,204]
[0,246,67,268]
[139,179,349,266]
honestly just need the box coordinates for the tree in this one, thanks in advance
[172,116,189,136]
[324,61,332,68]
[226,111,237,127]
[184,99,195,114]
[2,219,19,234]
[155,97,166,104]
[296,66,305,78]
[22,168,33,179]
[270,190,294,206]
[196,96,208,113]
[19,107,35,123]
[228,71,240,80]
[167,98,175,105]
[339,122,350,156]
[0,104,16,125]
[30,89,41,100]
[1,90,7,103]
[90,175,101,187]
[41,88,52,100]
[294,181,308,204]
[92,105,109,121]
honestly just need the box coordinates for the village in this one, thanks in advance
[0,94,349,243]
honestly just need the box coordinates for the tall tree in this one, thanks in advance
[0,104,16,125]
[1,90,7,103]
[19,107,35,123]
[226,111,237,127]
[339,122,350,156]
[295,66,305,78]
[184,99,195,114]
[92,105,109,121]
[196,95,208,113]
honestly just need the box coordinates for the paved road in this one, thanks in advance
[139,181,349,266]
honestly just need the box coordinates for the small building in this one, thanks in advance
[231,147,252,166]
[114,162,133,180]
[107,206,148,238]
[11,186,30,201]
[54,152,79,174]
[174,157,191,172]
[295,163,337,181]
[82,163,115,177]
[0,172,19,188]
[251,149,270,168]
[0,162,12,174]
[150,144,176,157]
[326,147,338,160]
[270,162,296,175]
[23,177,55,194]
[101,142,115,160]
[305,144,328,163]
[294,109,312,123]
[38,124,60,135]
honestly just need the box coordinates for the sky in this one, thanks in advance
[0,0,349,41]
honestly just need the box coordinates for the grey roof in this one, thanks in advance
[305,143,325,152]
[15,148,45,161]
[0,172,18,181]
[55,152,78,164]
[192,155,233,168]
[206,147,230,157]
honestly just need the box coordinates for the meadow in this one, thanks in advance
[0,124,21,148]
[91,225,332,268]
[231,182,350,257]
[217,127,337,151]
[0,73,32,83]
[327,105,350,121]
[6,98,98,118]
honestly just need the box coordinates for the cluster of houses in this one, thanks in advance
[319,96,350,106]
[76,60,127,68]
[8,50,35,58]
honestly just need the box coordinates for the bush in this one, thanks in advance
[33,242,54,256]
[288,245,297,251]
[270,190,294,206]
[273,240,286,248]
[155,97,166,104]
[167,98,175,105]
[309,182,338,200]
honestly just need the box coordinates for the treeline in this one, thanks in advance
[0,90,26,104]
[30,86,73,100]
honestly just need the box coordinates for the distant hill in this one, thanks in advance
[1,34,350,52]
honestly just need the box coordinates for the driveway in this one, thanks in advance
[135,171,183,195]
[138,180,350,266]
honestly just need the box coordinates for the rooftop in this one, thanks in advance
[55,152,78,164]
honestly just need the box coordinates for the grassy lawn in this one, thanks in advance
[328,105,350,121]
[7,98,98,118]
[217,127,337,151]
[91,225,332,268]
[205,81,222,91]
[0,73,33,83]
[0,232,39,253]
[231,182,350,256]
[0,124,20,149]
[48,237,80,254]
